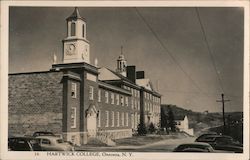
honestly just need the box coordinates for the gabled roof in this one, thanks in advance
[98,67,120,81]
[98,67,134,84]
[136,78,154,91]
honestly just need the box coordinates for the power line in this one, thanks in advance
[135,7,204,95]
[195,7,224,94]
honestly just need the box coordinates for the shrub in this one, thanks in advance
[148,123,156,134]
[137,123,147,136]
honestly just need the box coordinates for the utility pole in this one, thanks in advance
[216,93,230,134]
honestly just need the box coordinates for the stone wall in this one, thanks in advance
[8,71,64,136]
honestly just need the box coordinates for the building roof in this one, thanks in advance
[66,7,85,21]
[98,67,133,84]
[175,115,187,121]
[136,78,154,91]
[98,81,131,95]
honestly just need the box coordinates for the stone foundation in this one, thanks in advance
[63,132,88,146]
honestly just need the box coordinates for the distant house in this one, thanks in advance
[175,115,194,136]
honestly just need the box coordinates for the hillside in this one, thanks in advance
[161,104,223,135]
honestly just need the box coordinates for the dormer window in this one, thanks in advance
[71,22,76,36]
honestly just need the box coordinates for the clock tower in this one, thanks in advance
[63,7,90,64]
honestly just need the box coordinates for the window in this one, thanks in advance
[131,99,134,109]
[71,107,76,128]
[116,94,119,105]
[89,86,94,100]
[105,111,109,127]
[111,111,114,127]
[120,96,124,106]
[134,100,137,109]
[121,112,124,126]
[125,113,128,126]
[71,22,76,36]
[134,114,137,127]
[97,111,101,127]
[131,114,134,128]
[105,91,109,103]
[71,136,76,144]
[125,97,128,106]
[137,101,140,111]
[41,139,51,145]
[116,112,120,127]
[98,90,101,102]
[71,83,77,98]
[82,24,85,37]
[111,93,114,104]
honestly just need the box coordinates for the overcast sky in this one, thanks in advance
[9,7,244,112]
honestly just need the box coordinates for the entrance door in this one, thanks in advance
[87,110,97,137]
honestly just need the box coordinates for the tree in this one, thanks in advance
[167,108,176,132]
[160,105,176,132]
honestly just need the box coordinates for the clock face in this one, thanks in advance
[66,44,76,55]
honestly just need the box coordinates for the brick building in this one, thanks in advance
[9,8,161,145]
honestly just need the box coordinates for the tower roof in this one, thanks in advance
[66,7,85,21]
[117,46,126,61]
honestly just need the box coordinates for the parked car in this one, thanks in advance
[33,131,56,137]
[36,136,74,151]
[8,137,42,151]
[195,133,218,142]
[173,142,215,152]
[195,135,243,153]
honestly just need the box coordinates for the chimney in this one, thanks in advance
[136,71,145,79]
[126,66,136,83]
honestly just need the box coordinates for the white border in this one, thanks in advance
[0,1,249,160]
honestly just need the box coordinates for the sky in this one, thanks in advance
[9,7,244,112]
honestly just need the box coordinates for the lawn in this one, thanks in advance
[114,133,187,146]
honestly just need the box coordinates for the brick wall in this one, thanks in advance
[8,71,64,136]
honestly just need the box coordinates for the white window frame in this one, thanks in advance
[105,111,109,127]
[116,94,119,105]
[89,86,94,100]
[111,93,114,104]
[105,91,109,103]
[125,97,128,106]
[125,112,128,126]
[116,112,120,127]
[97,110,101,127]
[71,82,77,98]
[111,111,114,127]
[121,112,124,126]
[71,107,76,128]
[98,90,101,102]
[131,98,134,109]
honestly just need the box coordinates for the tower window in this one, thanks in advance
[71,83,77,98]
[82,24,85,38]
[71,22,76,36]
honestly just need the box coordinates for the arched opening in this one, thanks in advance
[71,22,76,36]
[82,24,85,38]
